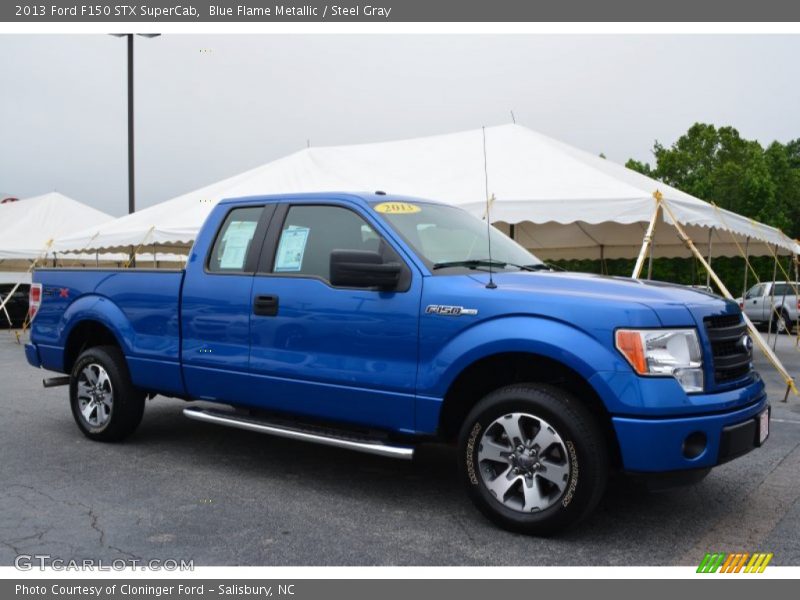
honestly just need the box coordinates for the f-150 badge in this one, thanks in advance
[425,305,478,316]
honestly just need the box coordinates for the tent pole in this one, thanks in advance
[647,235,655,280]
[631,192,662,279]
[705,229,713,290]
[795,254,799,348]
[767,245,779,346]
[742,237,750,298]
[509,223,515,241]
[95,251,99,268]
[153,243,157,268]
[0,292,12,327]
[660,200,797,399]
[0,242,52,321]
[600,245,605,275]
[774,252,789,352]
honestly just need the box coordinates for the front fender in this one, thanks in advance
[417,315,629,406]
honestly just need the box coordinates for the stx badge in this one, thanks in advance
[425,305,478,316]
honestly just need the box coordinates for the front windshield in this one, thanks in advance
[371,200,544,272]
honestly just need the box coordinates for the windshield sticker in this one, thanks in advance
[218,220,258,269]
[374,202,421,214]
[274,226,310,272]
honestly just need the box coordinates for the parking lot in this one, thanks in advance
[1,330,799,566]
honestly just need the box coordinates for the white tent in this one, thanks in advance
[51,124,800,259]
[0,192,113,265]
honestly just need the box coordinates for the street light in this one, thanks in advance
[111,33,160,214]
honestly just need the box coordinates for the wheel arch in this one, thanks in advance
[59,295,135,374]
[63,319,125,375]
[437,351,622,468]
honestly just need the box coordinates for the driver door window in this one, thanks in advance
[271,205,392,283]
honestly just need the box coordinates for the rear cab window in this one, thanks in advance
[207,206,264,273]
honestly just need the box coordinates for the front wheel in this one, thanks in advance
[69,345,145,442]
[458,384,608,535]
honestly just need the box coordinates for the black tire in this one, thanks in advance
[768,310,790,334]
[69,345,145,442]
[779,310,795,335]
[458,383,608,535]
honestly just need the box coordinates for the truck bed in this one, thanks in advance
[31,268,186,396]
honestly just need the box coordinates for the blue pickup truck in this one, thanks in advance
[25,192,769,534]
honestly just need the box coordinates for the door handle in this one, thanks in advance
[253,295,279,316]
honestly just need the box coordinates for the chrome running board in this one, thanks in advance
[183,406,415,460]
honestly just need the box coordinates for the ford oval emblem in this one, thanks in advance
[741,334,753,353]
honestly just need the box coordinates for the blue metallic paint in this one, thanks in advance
[26,192,768,474]
[612,390,768,471]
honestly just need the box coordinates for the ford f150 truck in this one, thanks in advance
[25,192,769,534]
[737,281,798,334]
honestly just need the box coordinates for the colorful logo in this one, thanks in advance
[697,552,773,573]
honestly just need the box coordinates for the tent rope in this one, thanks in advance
[124,226,156,268]
[631,191,662,279]
[710,202,799,351]
[661,200,798,400]
[1,239,54,342]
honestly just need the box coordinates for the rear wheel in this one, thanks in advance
[771,309,793,334]
[458,383,608,535]
[69,346,145,442]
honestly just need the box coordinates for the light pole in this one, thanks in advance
[111,33,160,214]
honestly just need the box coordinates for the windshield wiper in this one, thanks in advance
[432,259,508,271]
[515,263,551,272]
[432,260,550,272]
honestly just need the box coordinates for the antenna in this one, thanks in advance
[482,126,497,290]
[510,110,516,124]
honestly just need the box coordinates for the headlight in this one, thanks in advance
[615,328,704,393]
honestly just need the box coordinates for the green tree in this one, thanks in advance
[559,124,800,293]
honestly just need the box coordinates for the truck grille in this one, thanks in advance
[703,314,752,384]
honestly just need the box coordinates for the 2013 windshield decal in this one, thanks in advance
[425,305,478,316]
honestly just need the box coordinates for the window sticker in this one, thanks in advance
[218,220,258,269]
[374,202,421,214]
[274,226,310,272]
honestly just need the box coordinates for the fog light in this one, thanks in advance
[682,432,707,459]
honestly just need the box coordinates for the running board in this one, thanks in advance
[183,407,415,460]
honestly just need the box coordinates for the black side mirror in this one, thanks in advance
[329,250,402,290]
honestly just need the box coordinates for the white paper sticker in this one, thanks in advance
[219,220,258,269]
[274,226,310,272]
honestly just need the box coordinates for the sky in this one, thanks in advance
[1,34,799,217]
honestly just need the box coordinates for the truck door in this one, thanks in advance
[181,204,273,402]
[743,283,767,322]
[247,201,421,433]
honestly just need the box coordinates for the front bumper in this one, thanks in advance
[612,389,768,472]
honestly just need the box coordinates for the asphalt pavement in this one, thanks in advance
[1,330,799,566]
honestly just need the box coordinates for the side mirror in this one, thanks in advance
[330,250,402,290]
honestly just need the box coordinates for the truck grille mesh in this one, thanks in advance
[703,314,752,384]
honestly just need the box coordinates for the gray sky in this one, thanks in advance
[1,34,799,216]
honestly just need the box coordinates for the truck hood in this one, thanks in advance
[465,270,738,327]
